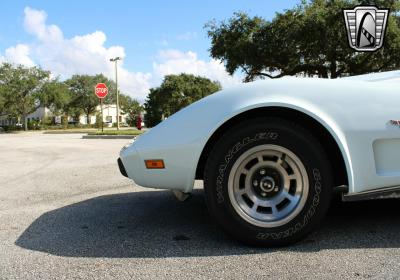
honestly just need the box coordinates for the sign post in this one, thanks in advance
[100,98,104,132]
[95,83,108,132]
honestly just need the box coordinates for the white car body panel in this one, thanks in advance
[120,72,400,195]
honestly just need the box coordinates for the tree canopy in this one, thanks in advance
[206,0,400,81]
[119,94,143,127]
[40,79,77,127]
[0,63,50,130]
[0,88,5,113]
[0,64,142,130]
[144,73,221,127]
[65,74,116,124]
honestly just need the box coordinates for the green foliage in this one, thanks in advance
[0,65,223,130]
[95,113,102,129]
[27,119,41,130]
[42,124,89,130]
[88,129,144,136]
[119,94,143,127]
[1,124,23,132]
[66,74,100,124]
[144,88,163,128]
[144,73,221,127]
[0,64,145,130]
[206,0,400,80]
[0,63,50,130]
[0,91,5,113]
[41,116,53,126]
[41,79,72,114]
[65,74,116,124]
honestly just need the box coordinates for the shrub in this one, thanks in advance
[95,114,102,129]
[27,119,41,130]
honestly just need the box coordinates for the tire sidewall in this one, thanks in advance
[204,119,332,245]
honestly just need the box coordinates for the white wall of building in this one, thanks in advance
[73,104,129,125]
[1,104,130,126]
[26,107,51,122]
[99,104,128,124]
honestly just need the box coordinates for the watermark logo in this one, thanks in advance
[343,6,389,52]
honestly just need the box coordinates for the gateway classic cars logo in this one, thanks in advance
[343,6,389,52]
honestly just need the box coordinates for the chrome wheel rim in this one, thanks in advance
[228,144,309,228]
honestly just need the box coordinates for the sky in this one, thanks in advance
[0,0,299,101]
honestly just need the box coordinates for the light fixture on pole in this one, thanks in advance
[110,56,121,130]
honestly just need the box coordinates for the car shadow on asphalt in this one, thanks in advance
[15,190,400,258]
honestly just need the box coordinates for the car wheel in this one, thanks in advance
[204,117,333,246]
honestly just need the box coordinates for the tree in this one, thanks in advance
[66,74,115,124]
[119,94,143,127]
[144,88,163,128]
[40,79,75,127]
[206,0,400,81]
[144,74,221,127]
[0,90,5,114]
[0,63,50,130]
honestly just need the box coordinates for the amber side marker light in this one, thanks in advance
[145,159,165,169]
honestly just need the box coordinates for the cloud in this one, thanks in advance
[23,7,63,42]
[1,44,35,67]
[2,7,241,102]
[2,7,152,101]
[153,49,241,88]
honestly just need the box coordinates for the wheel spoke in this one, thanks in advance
[245,189,260,203]
[283,179,290,192]
[277,153,286,165]
[269,191,286,206]
[282,190,294,200]
[249,201,259,216]
[271,205,278,215]
[237,188,247,195]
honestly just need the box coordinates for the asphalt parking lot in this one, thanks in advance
[1,133,400,279]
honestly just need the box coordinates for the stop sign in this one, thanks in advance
[95,83,108,98]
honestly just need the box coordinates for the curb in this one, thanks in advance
[44,131,93,134]
[82,135,136,139]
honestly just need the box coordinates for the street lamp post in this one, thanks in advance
[110,57,121,130]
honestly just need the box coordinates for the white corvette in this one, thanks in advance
[118,71,400,246]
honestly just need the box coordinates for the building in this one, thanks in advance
[0,113,17,126]
[27,107,52,122]
[78,104,129,125]
[1,107,54,127]
[0,104,129,127]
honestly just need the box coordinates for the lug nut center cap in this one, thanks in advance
[259,176,275,192]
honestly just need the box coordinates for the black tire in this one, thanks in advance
[204,117,333,246]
